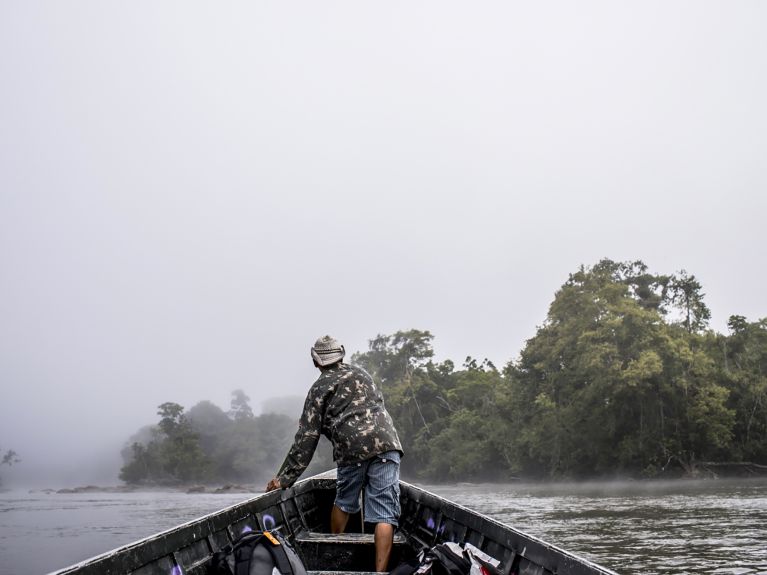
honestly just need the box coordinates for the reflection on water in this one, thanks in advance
[1,480,766,575]
[426,479,767,575]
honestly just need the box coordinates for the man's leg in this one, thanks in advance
[334,462,365,534]
[364,452,401,573]
[374,522,394,572]
[331,504,350,534]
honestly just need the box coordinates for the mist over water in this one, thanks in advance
[1,480,766,575]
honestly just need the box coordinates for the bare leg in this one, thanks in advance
[374,522,394,572]
[331,504,350,534]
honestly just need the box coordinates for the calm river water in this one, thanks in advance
[0,479,765,574]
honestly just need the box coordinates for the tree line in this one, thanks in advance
[120,259,766,484]
[119,391,334,485]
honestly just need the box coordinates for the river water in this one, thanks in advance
[0,479,765,575]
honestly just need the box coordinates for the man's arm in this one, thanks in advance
[265,389,323,491]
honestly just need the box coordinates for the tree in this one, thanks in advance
[352,330,515,479]
[120,403,209,484]
[116,275,760,484]
[119,425,158,483]
[506,259,733,478]
[119,442,159,484]
[1,449,19,467]
[157,402,185,436]
[669,270,711,333]
[0,448,20,486]
[229,389,254,421]
[720,316,767,461]
[421,410,506,480]
[187,401,233,477]
[352,329,435,386]
[214,411,299,482]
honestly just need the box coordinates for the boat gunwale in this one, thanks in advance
[400,480,620,575]
[47,473,332,575]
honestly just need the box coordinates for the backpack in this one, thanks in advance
[390,542,501,575]
[389,543,470,575]
[207,530,308,575]
[429,543,472,575]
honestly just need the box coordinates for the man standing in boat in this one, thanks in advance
[265,335,404,573]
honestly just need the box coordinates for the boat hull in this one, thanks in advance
[50,472,619,575]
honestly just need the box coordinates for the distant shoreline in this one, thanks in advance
[18,468,767,497]
[25,483,259,495]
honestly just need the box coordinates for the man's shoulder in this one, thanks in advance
[315,363,372,385]
[342,363,374,383]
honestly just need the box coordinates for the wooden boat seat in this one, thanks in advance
[307,572,384,575]
[295,530,410,572]
[295,531,408,544]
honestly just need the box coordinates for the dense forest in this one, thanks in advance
[119,393,335,485]
[120,259,767,485]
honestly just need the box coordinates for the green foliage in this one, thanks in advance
[720,317,767,460]
[120,392,299,485]
[353,331,511,479]
[120,402,209,484]
[119,265,767,483]
[502,260,739,478]
[352,260,764,481]
[669,270,712,333]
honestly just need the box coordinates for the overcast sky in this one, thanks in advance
[1,1,765,484]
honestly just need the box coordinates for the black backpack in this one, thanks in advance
[429,544,472,575]
[390,543,471,575]
[390,542,501,575]
[207,530,307,575]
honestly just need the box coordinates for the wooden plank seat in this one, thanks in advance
[307,572,385,575]
[295,530,410,572]
[296,531,408,544]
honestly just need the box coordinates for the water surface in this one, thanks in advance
[0,491,247,575]
[427,479,767,575]
[1,479,766,574]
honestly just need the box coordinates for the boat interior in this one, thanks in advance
[53,472,613,575]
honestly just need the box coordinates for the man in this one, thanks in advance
[265,335,403,572]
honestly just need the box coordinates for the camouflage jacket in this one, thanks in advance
[277,363,403,488]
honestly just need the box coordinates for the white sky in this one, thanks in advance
[1,1,765,484]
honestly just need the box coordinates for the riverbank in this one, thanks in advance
[26,464,767,497]
[28,483,258,495]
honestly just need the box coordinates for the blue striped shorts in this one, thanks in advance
[335,451,401,526]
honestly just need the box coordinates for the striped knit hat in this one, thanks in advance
[311,335,345,367]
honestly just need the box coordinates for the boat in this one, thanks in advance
[50,471,619,575]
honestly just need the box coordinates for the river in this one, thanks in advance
[0,479,765,574]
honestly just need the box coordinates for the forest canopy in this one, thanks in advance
[120,259,767,484]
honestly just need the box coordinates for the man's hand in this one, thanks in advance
[265,477,282,492]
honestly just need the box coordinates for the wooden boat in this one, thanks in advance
[50,471,619,575]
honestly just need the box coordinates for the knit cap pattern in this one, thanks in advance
[311,335,345,366]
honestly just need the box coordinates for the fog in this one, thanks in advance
[1,1,765,487]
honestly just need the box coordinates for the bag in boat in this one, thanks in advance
[391,542,501,575]
[207,529,307,575]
